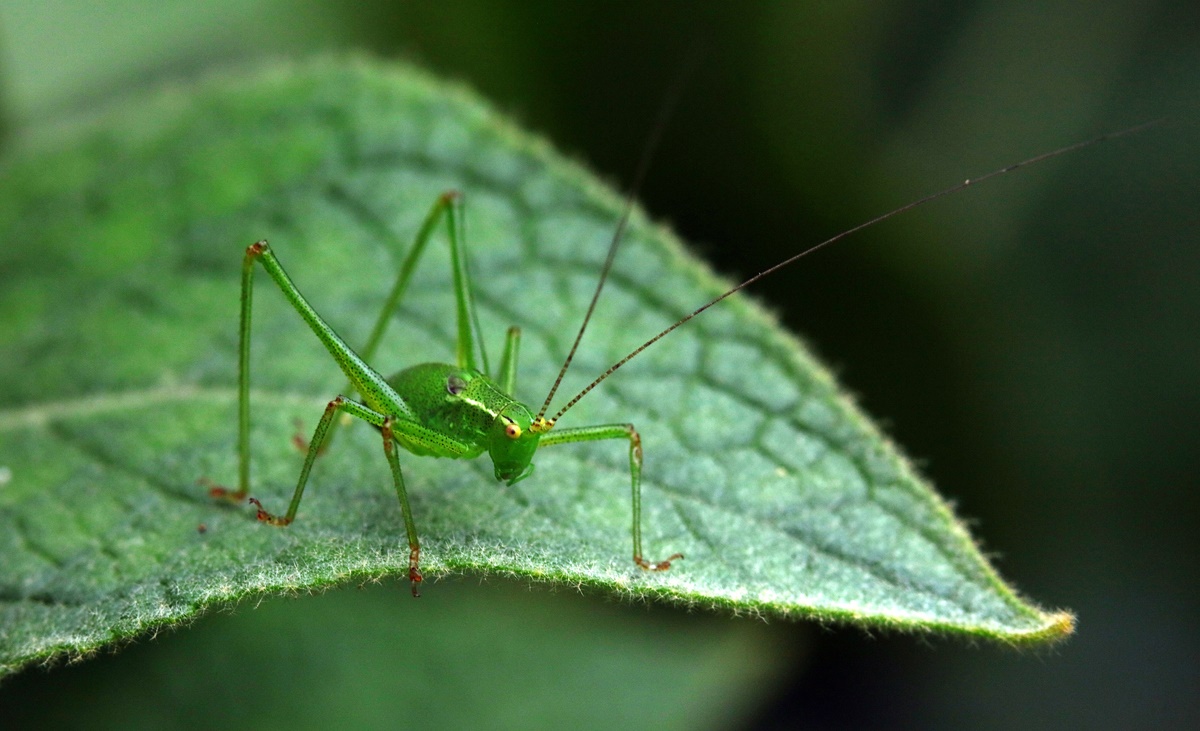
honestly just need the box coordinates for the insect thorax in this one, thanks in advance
[385,362,517,458]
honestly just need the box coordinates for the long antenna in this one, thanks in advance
[535,55,701,426]
[546,119,1164,424]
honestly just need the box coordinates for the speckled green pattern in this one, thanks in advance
[386,363,506,459]
[0,59,1072,677]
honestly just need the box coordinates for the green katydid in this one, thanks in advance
[207,120,1157,597]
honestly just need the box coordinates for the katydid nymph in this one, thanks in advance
[206,118,1156,597]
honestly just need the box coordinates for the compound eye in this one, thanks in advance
[504,419,522,440]
[446,375,467,396]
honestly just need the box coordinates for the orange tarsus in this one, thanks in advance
[635,552,685,571]
[409,545,423,598]
[248,497,291,526]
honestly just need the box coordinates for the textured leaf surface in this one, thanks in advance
[0,59,1072,675]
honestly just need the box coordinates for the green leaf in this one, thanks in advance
[0,58,1072,676]
[0,581,797,728]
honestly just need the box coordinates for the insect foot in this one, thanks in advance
[408,545,423,598]
[247,497,293,526]
[635,552,684,572]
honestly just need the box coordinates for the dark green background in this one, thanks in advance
[1,1,1196,728]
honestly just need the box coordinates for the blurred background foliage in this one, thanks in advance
[1,1,1197,728]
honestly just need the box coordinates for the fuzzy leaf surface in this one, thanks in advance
[0,59,1072,675]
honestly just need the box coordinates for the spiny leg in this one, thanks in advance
[381,416,423,597]
[210,239,413,501]
[539,423,683,571]
[297,190,495,454]
[209,242,272,502]
[249,396,387,525]
[208,239,429,594]
[250,398,426,597]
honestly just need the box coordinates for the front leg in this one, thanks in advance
[249,398,425,597]
[249,396,388,526]
[539,423,683,571]
[381,416,423,597]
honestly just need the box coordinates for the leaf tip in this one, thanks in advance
[1045,609,1077,640]
[1011,608,1076,646]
